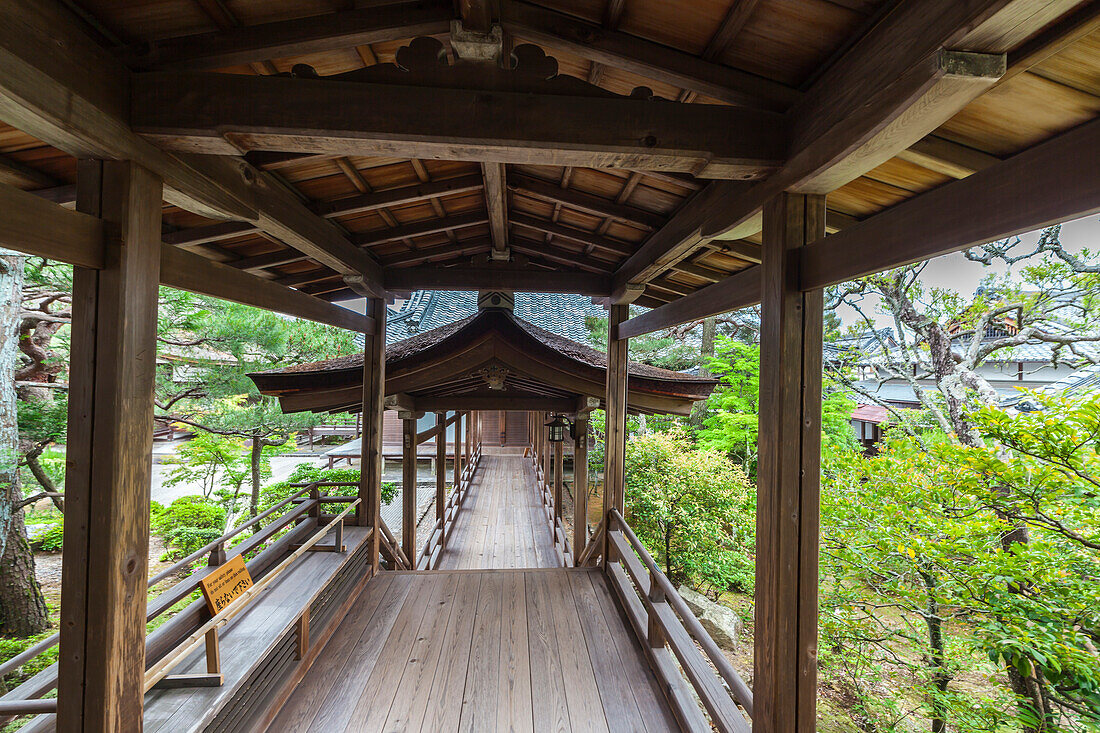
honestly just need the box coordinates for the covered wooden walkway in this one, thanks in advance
[436,447,560,570]
[267,569,679,733]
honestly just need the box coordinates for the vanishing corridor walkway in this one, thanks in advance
[266,569,680,733]
[436,447,560,570]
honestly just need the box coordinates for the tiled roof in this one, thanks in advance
[380,290,604,345]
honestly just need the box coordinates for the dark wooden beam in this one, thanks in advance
[310,175,485,218]
[510,174,667,230]
[509,237,616,274]
[802,115,1100,291]
[161,220,253,247]
[383,266,611,296]
[351,212,488,247]
[610,0,1059,290]
[617,265,759,339]
[0,181,104,268]
[509,212,635,257]
[414,396,578,412]
[120,2,453,70]
[381,239,491,267]
[501,1,799,110]
[703,0,761,60]
[131,71,788,180]
[0,1,385,295]
[482,162,509,258]
[161,247,373,332]
[0,151,58,188]
[359,299,386,566]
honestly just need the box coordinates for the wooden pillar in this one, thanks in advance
[435,412,446,547]
[453,411,462,491]
[465,410,472,465]
[553,438,564,538]
[59,160,162,733]
[400,413,418,564]
[603,304,629,560]
[572,413,589,563]
[358,299,386,578]
[755,192,825,733]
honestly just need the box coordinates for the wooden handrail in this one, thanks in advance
[576,515,607,567]
[0,699,56,715]
[144,499,360,692]
[609,509,754,721]
[378,518,411,570]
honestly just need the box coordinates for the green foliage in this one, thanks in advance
[819,395,1100,731]
[0,631,59,691]
[152,495,226,560]
[260,463,397,510]
[697,338,760,471]
[624,429,755,595]
[28,523,63,552]
[585,313,700,371]
[162,430,246,499]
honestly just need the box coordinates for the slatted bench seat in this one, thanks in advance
[141,524,373,733]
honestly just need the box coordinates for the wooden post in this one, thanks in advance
[553,438,563,540]
[59,160,162,733]
[400,413,418,564]
[572,413,588,564]
[358,298,386,577]
[756,192,825,733]
[453,411,462,492]
[464,410,472,467]
[603,304,629,564]
[435,411,446,548]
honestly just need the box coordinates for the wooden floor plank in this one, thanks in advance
[525,571,572,733]
[497,570,533,733]
[339,574,440,731]
[545,570,610,733]
[437,450,557,570]
[265,572,395,731]
[586,571,683,733]
[301,573,416,731]
[382,573,462,731]
[458,572,505,732]
[422,573,482,731]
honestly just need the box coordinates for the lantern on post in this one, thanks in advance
[545,414,571,443]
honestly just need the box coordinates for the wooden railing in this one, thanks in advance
[531,447,572,566]
[605,509,754,733]
[416,441,481,569]
[0,482,366,721]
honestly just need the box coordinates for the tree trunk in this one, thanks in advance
[249,435,262,519]
[0,250,48,637]
[920,570,950,733]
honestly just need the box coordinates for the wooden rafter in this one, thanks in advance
[482,163,509,258]
[131,71,788,180]
[610,0,1083,292]
[0,0,385,295]
[502,1,798,110]
[119,1,453,70]
[383,266,611,295]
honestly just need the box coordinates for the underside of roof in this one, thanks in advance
[250,309,716,415]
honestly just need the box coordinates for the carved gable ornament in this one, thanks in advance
[284,36,656,101]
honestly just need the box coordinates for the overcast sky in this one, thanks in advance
[833,214,1098,327]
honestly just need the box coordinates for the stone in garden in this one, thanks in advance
[677,585,743,651]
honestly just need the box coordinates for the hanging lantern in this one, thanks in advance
[545,414,569,443]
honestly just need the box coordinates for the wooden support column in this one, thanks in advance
[603,304,629,562]
[399,413,419,564]
[572,413,589,564]
[465,410,472,464]
[59,160,162,733]
[553,438,564,539]
[755,192,825,733]
[435,411,446,547]
[453,411,462,491]
[358,298,386,577]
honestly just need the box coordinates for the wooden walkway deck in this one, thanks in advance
[267,569,680,733]
[436,448,560,570]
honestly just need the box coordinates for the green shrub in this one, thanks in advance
[260,463,397,511]
[163,527,222,560]
[29,523,63,553]
[0,633,60,690]
[152,495,226,536]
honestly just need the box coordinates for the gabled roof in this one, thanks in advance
[253,309,715,416]
[381,290,604,344]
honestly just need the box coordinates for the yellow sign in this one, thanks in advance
[199,555,254,615]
